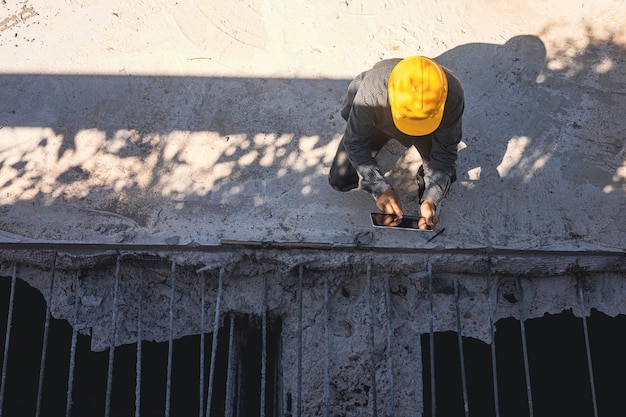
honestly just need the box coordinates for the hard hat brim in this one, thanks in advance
[391,104,445,136]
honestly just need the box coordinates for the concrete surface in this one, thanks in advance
[1,0,625,252]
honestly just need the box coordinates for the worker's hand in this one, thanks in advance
[420,199,439,230]
[417,217,429,229]
[376,189,403,226]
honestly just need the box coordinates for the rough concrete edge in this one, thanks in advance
[0,243,624,275]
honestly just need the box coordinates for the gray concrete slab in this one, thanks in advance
[1,0,624,252]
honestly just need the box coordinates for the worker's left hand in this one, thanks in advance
[420,199,439,230]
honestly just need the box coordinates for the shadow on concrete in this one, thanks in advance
[437,32,625,194]
[0,30,624,247]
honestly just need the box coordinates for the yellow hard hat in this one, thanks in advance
[388,56,448,136]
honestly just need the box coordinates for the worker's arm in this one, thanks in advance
[421,71,465,207]
[342,102,394,202]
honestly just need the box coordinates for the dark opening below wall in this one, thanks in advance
[421,310,626,417]
[0,277,282,417]
[3,275,626,417]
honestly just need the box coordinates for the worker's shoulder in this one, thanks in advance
[441,65,461,81]
[350,59,399,96]
[357,58,400,86]
[442,67,464,100]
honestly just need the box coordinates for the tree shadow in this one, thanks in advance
[0,75,349,241]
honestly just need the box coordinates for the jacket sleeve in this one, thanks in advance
[421,80,464,206]
[342,102,392,200]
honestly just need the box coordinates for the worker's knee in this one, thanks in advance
[328,174,358,192]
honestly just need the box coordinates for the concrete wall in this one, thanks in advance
[2,248,624,415]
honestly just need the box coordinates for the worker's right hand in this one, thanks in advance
[376,189,403,226]
[419,199,439,230]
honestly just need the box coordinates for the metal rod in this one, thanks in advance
[225,314,236,417]
[105,255,121,417]
[165,261,176,417]
[65,272,81,417]
[516,277,534,417]
[236,357,243,417]
[578,279,599,417]
[367,261,378,417]
[0,263,17,417]
[428,262,435,417]
[135,270,144,417]
[35,252,57,417]
[261,273,267,417]
[454,280,469,417]
[276,349,282,417]
[324,272,331,417]
[297,265,303,417]
[199,271,206,417]
[488,268,500,417]
[206,268,224,417]
[384,274,395,417]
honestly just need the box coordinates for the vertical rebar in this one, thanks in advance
[577,279,599,417]
[324,272,331,417]
[427,262,435,417]
[366,261,378,417]
[135,270,144,417]
[488,264,500,417]
[206,268,224,417]
[105,255,121,417]
[384,274,395,417]
[65,272,81,417]
[236,357,243,417]
[35,252,57,417]
[165,261,176,417]
[297,265,303,417]
[454,280,469,417]
[0,263,17,417]
[261,273,268,417]
[225,315,236,417]
[199,271,206,417]
[273,342,282,417]
[516,277,534,417]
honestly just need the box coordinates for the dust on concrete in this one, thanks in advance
[0,0,624,252]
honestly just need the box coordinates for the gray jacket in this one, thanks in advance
[341,58,464,206]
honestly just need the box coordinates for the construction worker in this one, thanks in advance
[328,56,464,229]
